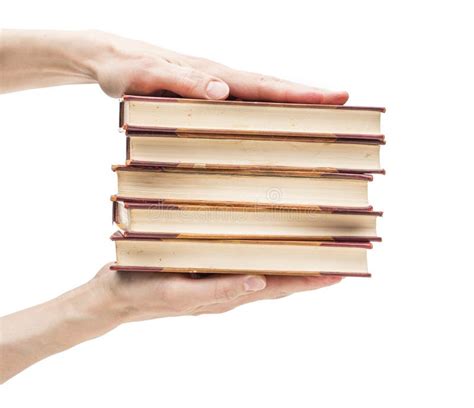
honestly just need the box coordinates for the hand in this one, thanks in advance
[1,29,348,102]
[88,31,349,103]
[95,264,342,322]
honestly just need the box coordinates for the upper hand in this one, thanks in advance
[88,31,348,104]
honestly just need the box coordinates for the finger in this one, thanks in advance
[178,274,267,305]
[198,275,342,314]
[228,72,348,104]
[208,65,348,104]
[149,65,230,100]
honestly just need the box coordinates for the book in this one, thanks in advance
[110,231,372,277]
[120,95,385,138]
[113,165,372,209]
[112,198,382,242]
[125,133,384,174]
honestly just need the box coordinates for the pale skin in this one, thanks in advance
[0,29,348,384]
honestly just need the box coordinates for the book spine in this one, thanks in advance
[126,136,131,161]
[119,100,125,128]
[112,200,119,225]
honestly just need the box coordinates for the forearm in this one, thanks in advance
[0,277,121,384]
[0,29,102,93]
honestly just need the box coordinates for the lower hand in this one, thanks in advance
[95,264,342,323]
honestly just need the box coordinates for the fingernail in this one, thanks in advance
[244,276,266,292]
[206,81,229,99]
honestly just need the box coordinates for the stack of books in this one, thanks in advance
[111,96,385,277]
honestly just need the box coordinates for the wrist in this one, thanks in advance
[59,30,105,83]
[61,275,124,337]
[90,268,142,324]
[75,30,113,82]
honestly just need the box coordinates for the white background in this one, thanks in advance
[1,1,473,406]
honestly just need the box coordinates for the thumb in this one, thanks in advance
[154,65,229,100]
[188,274,267,304]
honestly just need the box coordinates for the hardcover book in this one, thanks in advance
[111,231,372,278]
[125,133,384,174]
[112,198,382,242]
[120,95,385,138]
[113,165,372,209]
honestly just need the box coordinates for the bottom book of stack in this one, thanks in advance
[111,231,371,277]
